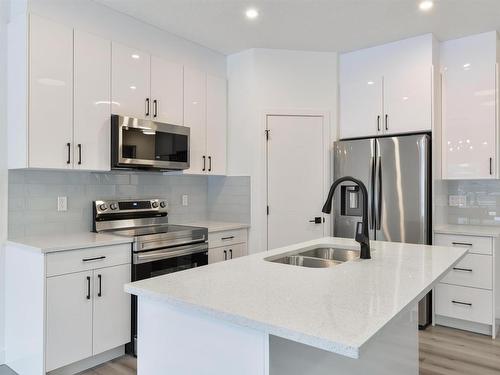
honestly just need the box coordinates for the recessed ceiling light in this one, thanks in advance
[245,8,259,19]
[131,54,140,59]
[419,0,434,11]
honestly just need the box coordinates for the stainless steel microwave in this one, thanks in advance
[111,115,190,170]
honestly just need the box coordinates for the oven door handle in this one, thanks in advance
[134,242,208,264]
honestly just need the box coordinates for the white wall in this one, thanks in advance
[227,49,338,253]
[25,0,226,77]
[0,0,10,365]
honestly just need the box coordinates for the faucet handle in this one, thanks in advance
[355,222,365,243]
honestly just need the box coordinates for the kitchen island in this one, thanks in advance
[125,237,467,375]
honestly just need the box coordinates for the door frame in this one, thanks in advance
[263,109,332,251]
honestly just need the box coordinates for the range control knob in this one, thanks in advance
[152,201,159,208]
[160,201,167,208]
[99,203,107,211]
[110,203,118,210]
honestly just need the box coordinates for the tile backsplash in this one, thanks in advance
[8,170,250,238]
[445,179,500,226]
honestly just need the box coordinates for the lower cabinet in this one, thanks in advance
[208,228,248,264]
[46,262,131,372]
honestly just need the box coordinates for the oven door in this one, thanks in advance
[111,114,190,170]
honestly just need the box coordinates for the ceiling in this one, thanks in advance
[94,0,500,55]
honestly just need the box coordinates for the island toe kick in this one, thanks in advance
[136,297,418,375]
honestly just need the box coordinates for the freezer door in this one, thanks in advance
[374,134,430,244]
[333,139,376,240]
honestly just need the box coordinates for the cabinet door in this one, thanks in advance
[227,243,247,260]
[151,56,183,125]
[29,15,73,169]
[111,42,150,119]
[93,264,131,355]
[208,247,227,264]
[206,74,227,175]
[74,30,111,171]
[383,35,433,135]
[46,271,93,372]
[184,67,207,174]
[441,33,497,179]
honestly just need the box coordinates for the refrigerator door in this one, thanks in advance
[374,134,430,244]
[333,138,376,240]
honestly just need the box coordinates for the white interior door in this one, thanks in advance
[267,115,325,250]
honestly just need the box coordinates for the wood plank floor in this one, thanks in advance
[0,325,482,375]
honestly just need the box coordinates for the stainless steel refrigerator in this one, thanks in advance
[333,133,431,327]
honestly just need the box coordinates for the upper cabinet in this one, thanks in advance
[184,69,227,175]
[339,34,436,139]
[111,43,184,125]
[441,32,499,180]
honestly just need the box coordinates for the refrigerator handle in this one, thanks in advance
[369,156,375,229]
[375,156,382,230]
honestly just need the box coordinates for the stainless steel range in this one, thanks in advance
[92,198,209,356]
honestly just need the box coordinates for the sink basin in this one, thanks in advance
[266,247,360,268]
[298,247,359,263]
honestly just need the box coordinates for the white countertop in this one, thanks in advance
[125,237,467,359]
[7,232,133,253]
[434,224,500,237]
[184,221,249,233]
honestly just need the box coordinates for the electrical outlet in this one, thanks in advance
[57,196,67,211]
[182,194,188,206]
[449,195,466,207]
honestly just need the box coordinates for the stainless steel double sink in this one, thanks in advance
[265,247,360,268]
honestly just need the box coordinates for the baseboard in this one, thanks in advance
[435,315,494,337]
[47,346,124,375]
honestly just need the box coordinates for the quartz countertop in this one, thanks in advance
[7,232,133,253]
[183,221,249,233]
[434,224,500,237]
[125,237,467,359]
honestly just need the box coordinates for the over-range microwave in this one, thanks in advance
[111,115,190,171]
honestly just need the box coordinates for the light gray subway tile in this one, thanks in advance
[8,170,25,184]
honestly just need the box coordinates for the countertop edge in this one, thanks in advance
[434,225,500,237]
[6,236,133,254]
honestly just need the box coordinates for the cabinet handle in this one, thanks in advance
[153,99,158,118]
[490,157,493,175]
[377,115,381,132]
[229,249,233,259]
[202,156,206,171]
[385,114,388,131]
[86,276,91,300]
[452,267,473,272]
[66,143,71,164]
[451,300,472,307]
[208,156,212,172]
[82,255,106,262]
[97,274,102,297]
[223,250,227,261]
[77,144,82,165]
[145,98,150,117]
[451,242,472,247]
[221,236,234,241]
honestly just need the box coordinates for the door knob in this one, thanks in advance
[309,217,323,224]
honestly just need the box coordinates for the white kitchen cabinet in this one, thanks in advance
[441,32,498,180]
[208,228,248,264]
[46,271,93,372]
[93,264,132,355]
[184,69,228,175]
[111,42,151,119]
[151,56,184,125]
[339,34,435,139]
[28,14,74,169]
[206,74,228,175]
[74,30,111,171]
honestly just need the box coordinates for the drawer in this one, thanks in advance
[435,283,493,325]
[434,233,493,255]
[440,253,492,290]
[208,229,247,248]
[46,244,131,277]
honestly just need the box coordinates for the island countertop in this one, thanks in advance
[125,237,467,359]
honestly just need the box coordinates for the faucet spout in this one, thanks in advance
[322,176,371,259]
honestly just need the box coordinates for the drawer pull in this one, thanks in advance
[221,236,235,241]
[451,300,472,307]
[452,267,473,272]
[452,242,473,247]
[82,256,106,262]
